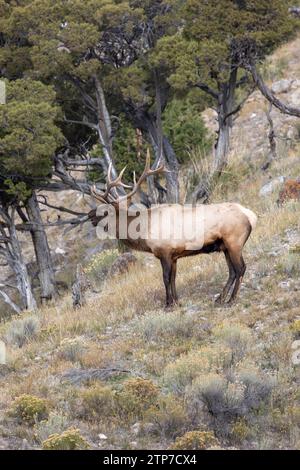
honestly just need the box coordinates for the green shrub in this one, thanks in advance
[145,395,187,439]
[57,337,85,363]
[137,311,197,341]
[115,378,160,421]
[164,345,232,394]
[186,366,275,421]
[6,316,40,347]
[10,394,49,425]
[81,384,116,420]
[84,249,119,281]
[170,430,219,450]
[212,322,253,362]
[42,428,89,450]
[34,412,69,443]
[231,418,252,443]
[163,97,211,164]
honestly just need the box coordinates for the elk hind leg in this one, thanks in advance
[160,257,174,308]
[227,251,246,304]
[215,249,236,304]
[170,260,178,303]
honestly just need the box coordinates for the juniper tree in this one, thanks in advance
[0,79,63,305]
[1,0,183,202]
[152,0,297,198]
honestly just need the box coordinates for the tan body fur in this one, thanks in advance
[90,153,257,307]
[112,202,257,307]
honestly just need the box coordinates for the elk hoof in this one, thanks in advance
[225,299,236,308]
[214,295,225,305]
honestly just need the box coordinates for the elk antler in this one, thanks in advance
[91,148,166,205]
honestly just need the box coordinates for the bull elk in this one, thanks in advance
[90,152,257,308]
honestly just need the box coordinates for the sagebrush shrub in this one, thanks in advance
[186,366,275,422]
[213,322,253,362]
[236,366,275,412]
[145,395,187,439]
[137,311,197,341]
[34,412,69,443]
[164,345,232,394]
[81,384,116,420]
[186,373,245,419]
[57,337,85,363]
[6,316,40,347]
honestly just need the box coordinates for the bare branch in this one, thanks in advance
[64,117,98,130]
[225,83,256,121]
[246,62,300,117]
[37,196,88,217]
[0,287,21,314]
[194,82,218,99]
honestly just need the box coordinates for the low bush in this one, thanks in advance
[212,322,253,362]
[291,319,300,339]
[145,395,187,439]
[137,311,197,341]
[186,366,275,422]
[164,345,232,394]
[115,378,160,421]
[34,412,69,443]
[84,249,119,281]
[57,337,85,363]
[81,384,116,421]
[170,430,219,450]
[6,316,40,347]
[42,428,89,450]
[9,394,49,425]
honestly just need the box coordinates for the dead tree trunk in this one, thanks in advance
[72,264,89,309]
[192,69,238,203]
[0,206,37,311]
[25,191,56,303]
[262,104,277,171]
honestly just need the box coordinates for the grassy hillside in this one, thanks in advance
[1,39,300,451]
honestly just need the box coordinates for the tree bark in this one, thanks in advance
[192,69,238,203]
[2,208,37,311]
[213,68,237,174]
[25,191,56,303]
[0,284,21,314]
[262,104,277,170]
[247,62,300,118]
[132,110,179,203]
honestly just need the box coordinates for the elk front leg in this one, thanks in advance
[160,257,174,308]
